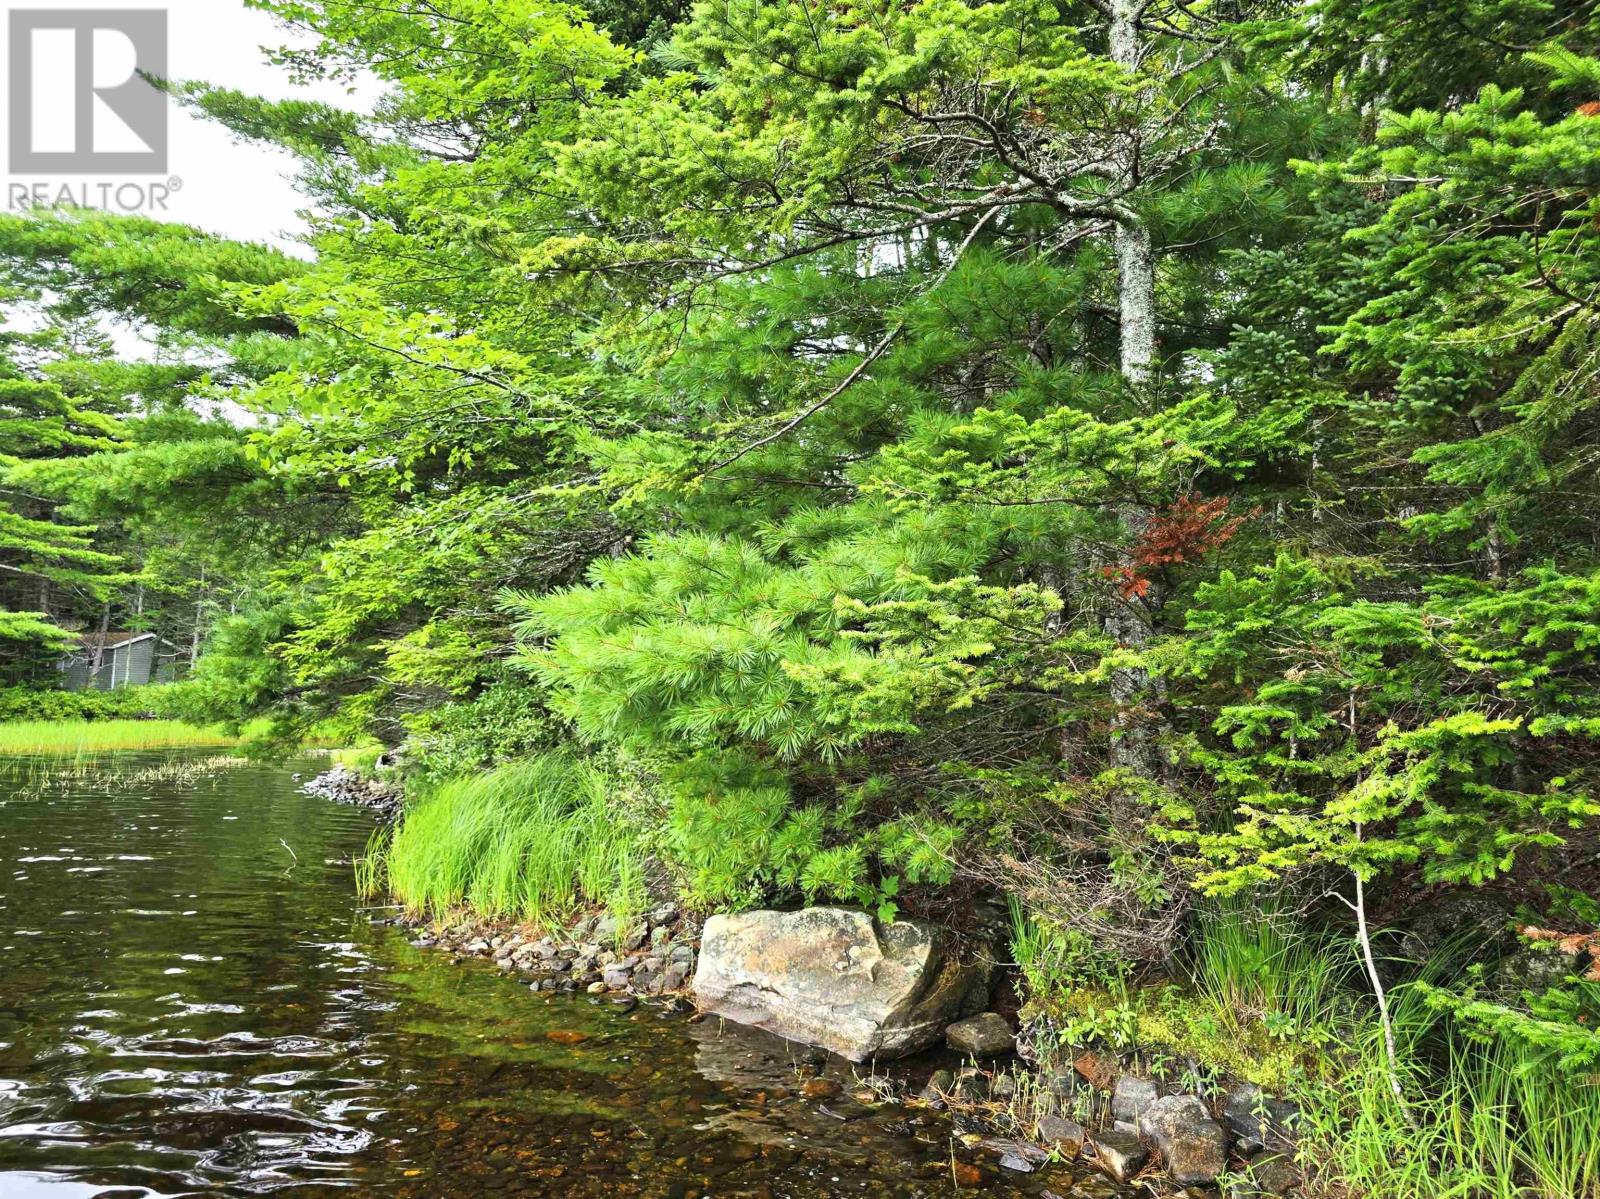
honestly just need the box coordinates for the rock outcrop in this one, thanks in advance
[692,908,989,1061]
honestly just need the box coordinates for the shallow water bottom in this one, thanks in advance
[0,753,1130,1197]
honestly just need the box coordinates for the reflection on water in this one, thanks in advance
[0,754,1124,1197]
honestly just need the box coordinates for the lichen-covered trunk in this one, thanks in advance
[1105,0,1169,781]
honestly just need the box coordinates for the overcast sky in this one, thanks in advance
[3,0,375,252]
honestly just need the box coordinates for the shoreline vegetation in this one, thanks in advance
[352,754,1599,1198]
[0,719,243,755]
[2,0,1599,1195]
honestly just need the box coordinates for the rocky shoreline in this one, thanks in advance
[331,768,1300,1195]
[376,896,1303,1196]
[301,764,403,820]
[396,902,702,1003]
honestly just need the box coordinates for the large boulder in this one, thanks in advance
[692,908,990,1061]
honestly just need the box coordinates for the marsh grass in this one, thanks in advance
[0,719,240,756]
[381,754,647,929]
[1289,951,1600,1199]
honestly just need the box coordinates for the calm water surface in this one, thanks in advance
[0,754,1125,1198]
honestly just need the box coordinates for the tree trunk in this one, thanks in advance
[1104,0,1168,781]
[1353,861,1415,1126]
[88,603,111,682]
[1114,221,1156,386]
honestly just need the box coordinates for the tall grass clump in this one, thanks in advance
[1189,898,1357,1041]
[1294,951,1600,1199]
[382,754,647,929]
[0,719,239,755]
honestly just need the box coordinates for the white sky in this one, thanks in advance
[2,0,376,252]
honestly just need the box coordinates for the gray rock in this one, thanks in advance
[601,966,632,989]
[1138,1094,1227,1187]
[1112,1075,1161,1122]
[1253,1152,1301,1196]
[662,962,690,991]
[982,1138,1048,1165]
[1087,1128,1148,1183]
[952,1066,990,1103]
[1035,1115,1084,1157]
[1229,1152,1300,1198]
[668,943,695,964]
[1223,1083,1299,1151]
[1046,1066,1080,1098]
[1400,890,1515,961]
[691,907,990,1061]
[919,1068,954,1102]
[1491,945,1575,1000]
[946,1012,1015,1058]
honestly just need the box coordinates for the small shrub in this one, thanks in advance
[400,682,561,784]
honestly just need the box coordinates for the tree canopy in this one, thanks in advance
[3,0,1597,1121]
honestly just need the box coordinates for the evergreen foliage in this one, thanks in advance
[2,3,1599,1191]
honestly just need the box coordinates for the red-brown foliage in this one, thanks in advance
[1102,494,1256,599]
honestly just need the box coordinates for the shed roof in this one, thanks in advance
[76,632,179,652]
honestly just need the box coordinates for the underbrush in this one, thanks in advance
[369,754,653,929]
[1018,900,1357,1090]
[0,718,240,754]
[1295,987,1600,1199]
[0,683,201,723]
[1015,898,1600,1198]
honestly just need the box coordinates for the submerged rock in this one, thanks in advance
[1138,1094,1227,1187]
[691,908,990,1061]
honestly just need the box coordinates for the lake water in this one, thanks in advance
[0,753,1126,1197]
